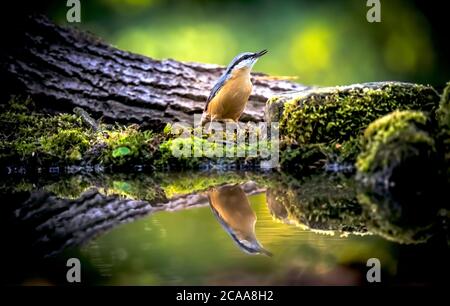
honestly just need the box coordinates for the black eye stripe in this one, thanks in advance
[227,54,253,72]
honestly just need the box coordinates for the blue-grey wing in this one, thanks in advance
[204,73,230,111]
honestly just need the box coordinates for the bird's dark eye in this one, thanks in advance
[237,55,252,64]
[227,53,253,72]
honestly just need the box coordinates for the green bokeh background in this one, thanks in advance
[45,0,448,87]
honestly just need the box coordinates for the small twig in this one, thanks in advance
[73,107,100,132]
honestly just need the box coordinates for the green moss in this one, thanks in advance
[1,97,273,169]
[279,83,437,144]
[353,108,445,244]
[100,125,157,166]
[0,97,87,162]
[436,81,450,129]
[156,129,272,170]
[279,143,330,173]
[6,96,34,113]
[436,82,450,171]
[268,82,439,167]
[5,179,36,194]
[156,136,204,169]
[0,97,162,166]
[40,128,90,161]
[356,110,432,174]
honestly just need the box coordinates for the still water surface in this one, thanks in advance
[1,171,448,285]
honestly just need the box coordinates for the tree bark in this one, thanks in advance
[0,15,305,130]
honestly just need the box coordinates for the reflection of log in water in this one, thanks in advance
[266,174,368,234]
[4,169,448,264]
[8,181,264,257]
[266,173,449,245]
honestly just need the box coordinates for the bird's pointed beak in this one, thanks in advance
[253,49,268,58]
[259,247,273,257]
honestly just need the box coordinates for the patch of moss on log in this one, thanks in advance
[0,97,158,166]
[0,97,272,170]
[0,97,87,162]
[266,82,440,169]
[277,82,438,143]
[355,110,443,193]
[436,82,450,129]
[156,131,271,170]
[356,110,435,174]
[278,143,328,174]
[436,82,450,174]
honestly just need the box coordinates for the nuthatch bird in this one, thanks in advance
[207,184,272,256]
[201,50,268,126]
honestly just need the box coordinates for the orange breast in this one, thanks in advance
[209,185,256,241]
[207,68,252,121]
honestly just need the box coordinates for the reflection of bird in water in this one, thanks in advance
[207,184,272,256]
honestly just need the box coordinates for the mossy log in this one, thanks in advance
[267,82,441,169]
[266,82,439,138]
[356,110,438,188]
[0,15,304,129]
[354,82,450,188]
